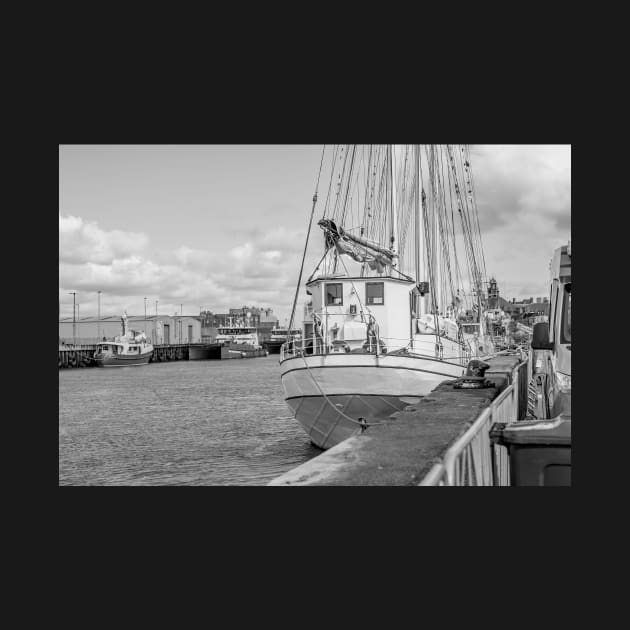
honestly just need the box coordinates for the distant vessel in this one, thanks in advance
[215,317,265,356]
[94,311,154,367]
[264,326,302,354]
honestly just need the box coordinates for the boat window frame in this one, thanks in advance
[325,283,344,306]
[365,282,385,305]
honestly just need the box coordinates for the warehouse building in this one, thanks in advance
[59,315,202,346]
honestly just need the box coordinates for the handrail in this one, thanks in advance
[418,463,448,486]
[280,332,474,363]
[419,358,527,486]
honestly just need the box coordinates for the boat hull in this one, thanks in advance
[264,340,285,354]
[94,352,153,367]
[280,353,466,449]
[189,343,221,360]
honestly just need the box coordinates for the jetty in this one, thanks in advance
[58,343,266,368]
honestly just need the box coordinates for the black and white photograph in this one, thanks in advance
[58,144,571,486]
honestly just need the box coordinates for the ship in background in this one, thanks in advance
[214,315,269,358]
[264,325,302,354]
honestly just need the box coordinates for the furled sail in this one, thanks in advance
[318,218,394,273]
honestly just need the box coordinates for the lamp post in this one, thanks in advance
[76,303,80,344]
[68,292,76,346]
[155,299,158,344]
[180,303,183,343]
[144,297,147,334]
[97,291,102,342]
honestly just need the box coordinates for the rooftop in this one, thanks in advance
[59,315,202,322]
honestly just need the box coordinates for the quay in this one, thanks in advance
[268,350,570,486]
[58,343,267,368]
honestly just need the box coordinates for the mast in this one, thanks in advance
[414,144,425,317]
[389,145,398,267]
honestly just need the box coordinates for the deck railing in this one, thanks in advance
[419,358,527,486]
[279,331,473,364]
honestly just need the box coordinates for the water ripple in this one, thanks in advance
[59,356,320,485]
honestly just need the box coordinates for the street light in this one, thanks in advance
[97,290,102,342]
[68,292,76,346]
[155,299,158,345]
[144,297,147,334]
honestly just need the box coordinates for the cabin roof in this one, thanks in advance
[306,275,414,287]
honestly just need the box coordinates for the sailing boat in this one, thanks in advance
[280,145,495,449]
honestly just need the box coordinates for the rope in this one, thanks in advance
[288,145,326,331]
[299,353,391,429]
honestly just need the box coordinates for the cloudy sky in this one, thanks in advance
[59,144,570,323]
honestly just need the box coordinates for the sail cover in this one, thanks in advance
[318,219,394,273]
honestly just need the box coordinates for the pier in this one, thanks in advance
[58,343,267,368]
[268,352,551,486]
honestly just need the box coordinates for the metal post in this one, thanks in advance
[144,297,147,335]
[155,300,158,344]
[77,303,80,343]
[97,290,101,342]
[69,292,76,346]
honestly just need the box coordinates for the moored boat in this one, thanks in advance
[280,144,496,449]
[94,311,154,367]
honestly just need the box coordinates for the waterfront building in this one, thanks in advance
[504,297,550,324]
[59,314,202,346]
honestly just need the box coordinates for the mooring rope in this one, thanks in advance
[299,353,391,430]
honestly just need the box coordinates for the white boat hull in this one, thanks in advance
[280,352,466,449]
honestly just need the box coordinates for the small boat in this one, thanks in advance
[94,311,154,367]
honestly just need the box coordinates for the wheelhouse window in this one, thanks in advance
[326,283,343,305]
[561,283,571,344]
[366,282,384,305]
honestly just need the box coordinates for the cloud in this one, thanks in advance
[59,214,149,264]
[471,145,571,234]
[59,145,570,318]
[59,215,309,322]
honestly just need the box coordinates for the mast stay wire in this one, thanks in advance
[288,145,327,332]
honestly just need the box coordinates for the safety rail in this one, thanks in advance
[419,358,527,486]
[279,336,472,363]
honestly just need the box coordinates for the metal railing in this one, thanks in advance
[280,329,473,363]
[419,358,527,486]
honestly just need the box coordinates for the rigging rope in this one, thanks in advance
[288,145,326,331]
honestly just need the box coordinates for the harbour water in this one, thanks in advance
[59,355,321,485]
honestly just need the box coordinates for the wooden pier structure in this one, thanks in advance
[58,343,266,368]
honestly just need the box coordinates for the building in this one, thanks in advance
[503,297,550,322]
[59,314,202,345]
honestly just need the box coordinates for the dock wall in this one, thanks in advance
[268,354,526,486]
